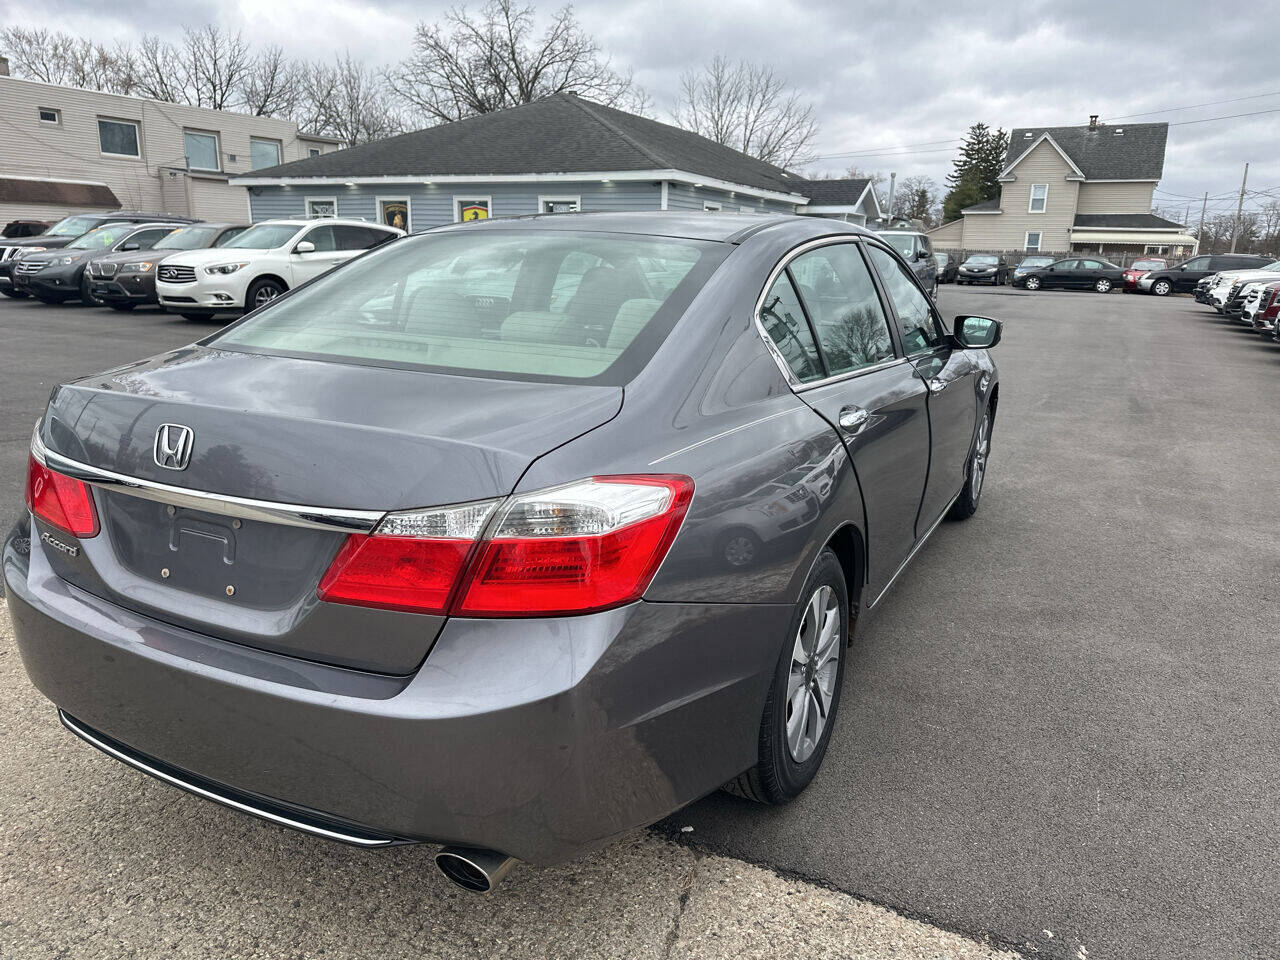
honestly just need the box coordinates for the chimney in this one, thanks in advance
[1088,114,1098,128]
[0,56,10,77]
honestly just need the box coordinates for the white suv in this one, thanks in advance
[155,218,404,318]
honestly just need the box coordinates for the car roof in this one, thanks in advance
[258,218,394,228]
[424,210,872,244]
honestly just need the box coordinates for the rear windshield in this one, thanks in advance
[221,223,301,249]
[67,224,133,249]
[210,229,728,384]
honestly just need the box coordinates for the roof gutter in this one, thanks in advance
[228,168,810,206]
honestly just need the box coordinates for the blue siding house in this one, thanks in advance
[231,93,826,230]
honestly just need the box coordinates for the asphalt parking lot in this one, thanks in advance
[2,288,1279,959]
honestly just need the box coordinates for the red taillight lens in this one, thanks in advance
[316,475,693,618]
[25,454,99,538]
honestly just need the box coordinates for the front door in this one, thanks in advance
[865,243,980,534]
[1176,256,1211,291]
[1045,259,1076,289]
[761,240,930,598]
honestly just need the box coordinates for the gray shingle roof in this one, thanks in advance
[1073,213,1185,229]
[799,178,873,204]
[961,198,1001,213]
[241,93,807,197]
[1004,122,1168,180]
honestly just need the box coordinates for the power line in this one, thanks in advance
[1167,106,1280,127]
[1102,90,1280,122]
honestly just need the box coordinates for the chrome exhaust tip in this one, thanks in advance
[434,846,518,893]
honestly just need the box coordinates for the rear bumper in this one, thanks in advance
[4,521,784,865]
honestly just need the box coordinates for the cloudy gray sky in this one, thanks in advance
[7,0,1278,220]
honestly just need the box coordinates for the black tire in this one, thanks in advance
[108,302,136,312]
[725,548,849,804]
[80,274,106,307]
[948,406,992,521]
[1151,279,1172,296]
[0,285,28,299]
[1094,277,1113,294]
[244,277,285,314]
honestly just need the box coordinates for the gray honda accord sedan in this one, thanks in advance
[6,212,1000,892]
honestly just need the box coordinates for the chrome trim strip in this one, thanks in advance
[31,422,383,533]
[58,711,396,847]
[794,357,908,392]
[865,492,960,610]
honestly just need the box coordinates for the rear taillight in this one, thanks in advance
[25,453,99,538]
[317,475,693,618]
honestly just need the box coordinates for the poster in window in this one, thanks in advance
[380,200,409,231]
[459,200,490,221]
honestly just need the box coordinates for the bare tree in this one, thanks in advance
[890,174,941,227]
[182,26,252,109]
[131,34,189,102]
[302,54,404,145]
[0,27,133,93]
[672,55,818,168]
[386,0,644,124]
[240,44,302,118]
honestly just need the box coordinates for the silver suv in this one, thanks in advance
[876,230,939,297]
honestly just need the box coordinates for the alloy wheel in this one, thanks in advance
[254,283,282,308]
[786,585,841,763]
[1025,277,1040,290]
[1153,280,1171,296]
[971,413,991,501]
[1096,278,1112,293]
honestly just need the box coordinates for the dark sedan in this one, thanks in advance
[87,222,249,311]
[8,212,1000,892]
[935,251,958,284]
[956,254,1009,285]
[1014,257,1124,292]
[13,222,180,304]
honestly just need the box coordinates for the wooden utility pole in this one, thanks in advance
[1197,193,1207,255]
[1230,163,1249,253]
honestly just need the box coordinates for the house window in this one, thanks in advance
[38,107,61,125]
[98,117,140,157]
[539,196,581,213]
[183,130,221,171]
[1028,183,1048,214]
[1025,231,1042,252]
[250,138,282,170]
[306,197,337,218]
[308,147,322,157]
[454,197,491,222]
[703,201,722,212]
[377,197,411,231]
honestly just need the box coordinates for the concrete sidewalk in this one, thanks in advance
[0,603,1014,960]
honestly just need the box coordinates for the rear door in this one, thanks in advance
[865,242,980,534]
[762,239,931,598]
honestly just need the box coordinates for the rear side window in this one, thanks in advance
[866,245,944,355]
[788,243,894,375]
[759,272,823,383]
[211,229,726,384]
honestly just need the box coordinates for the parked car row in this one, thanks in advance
[1191,257,1280,343]
[1134,253,1273,296]
[1,211,404,318]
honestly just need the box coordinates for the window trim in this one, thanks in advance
[538,195,581,214]
[305,196,338,219]
[249,137,283,171]
[1028,183,1049,214]
[38,107,61,126]
[97,116,141,159]
[1024,231,1042,252]
[183,128,222,172]
[454,196,493,222]
[376,195,412,232]
[752,236,909,392]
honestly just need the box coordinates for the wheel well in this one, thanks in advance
[250,273,289,293]
[825,524,865,637]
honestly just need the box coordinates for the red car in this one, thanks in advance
[1252,280,1280,336]
[1123,257,1168,291]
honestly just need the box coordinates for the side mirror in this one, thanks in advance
[294,240,315,254]
[120,242,139,251]
[953,315,1002,349]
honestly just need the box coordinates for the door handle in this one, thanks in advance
[927,377,950,394]
[838,406,870,434]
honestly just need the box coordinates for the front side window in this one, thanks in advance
[124,228,173,250]
[1029,183,1048,213]
[300,225,338,252]
[1182,257,1209,270]
[251,138,282,170]
[866,245,944,356]
[98,118,140,157]
[760,273,823,383]
[306,198,336,219]
[788,243,894,376]
[1025,231,1042,252]
[184,130,220,171]
[211,230,724,384]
